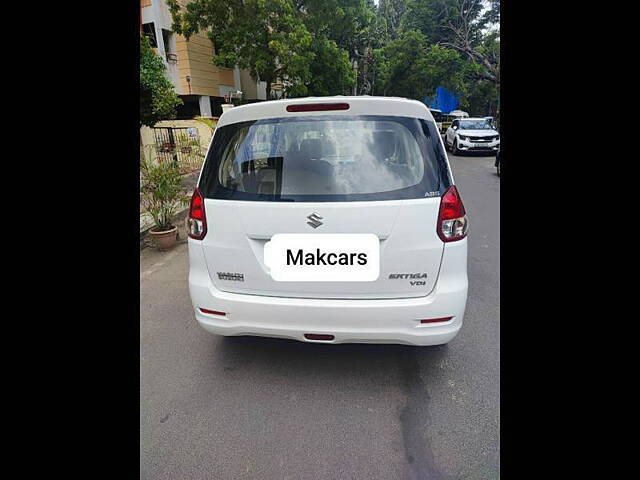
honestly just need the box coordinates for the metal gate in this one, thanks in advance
[152,126,204,172]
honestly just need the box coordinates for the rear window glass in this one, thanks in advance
[199,115,451,202]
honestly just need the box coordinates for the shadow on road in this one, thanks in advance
[206,336,454,479]
[213,335,449,378]
[451,151,497,158]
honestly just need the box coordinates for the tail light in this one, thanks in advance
[286,103,350,112]
[437,186,468,242]
[188,188,207,240]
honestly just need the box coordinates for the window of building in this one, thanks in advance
[142,23,157,47]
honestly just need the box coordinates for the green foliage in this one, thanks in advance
[459,79,499,120]
[168,0,310,96]
[193,117,217,133]
[164,0,499,117]
[374,0,499,116]
[299,39,355,97]
[140,36,183,128]
[374,30,464,99]
[168,0,362,97]
[140,148,189,231]
[377,0,408,41]
[304,0,376,56]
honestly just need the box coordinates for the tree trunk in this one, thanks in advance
[265,80,272,100]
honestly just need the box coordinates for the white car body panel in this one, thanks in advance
[188,96,468,346]
[217,96,433,127]
[189,238,467,346]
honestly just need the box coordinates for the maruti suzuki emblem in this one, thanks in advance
[307,213,323,228]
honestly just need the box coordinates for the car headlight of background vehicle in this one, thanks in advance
[459,135,468,141]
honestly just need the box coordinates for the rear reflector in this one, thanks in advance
[304,334,335,341]
[420,317,453,324]
[199,308,226,316]
[286,103,350,112]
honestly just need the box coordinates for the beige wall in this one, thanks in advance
[176,32,235,97]
[146,0,257,99]
[240,69,258,99]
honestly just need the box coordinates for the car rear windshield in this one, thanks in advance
[198,115,451,202]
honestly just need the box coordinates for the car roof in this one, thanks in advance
[217,96,434,127]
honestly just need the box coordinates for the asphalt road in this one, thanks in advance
[140,152,500,479]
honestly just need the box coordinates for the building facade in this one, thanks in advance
[141,0,267,118]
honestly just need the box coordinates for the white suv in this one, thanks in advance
[444,117,500,155]
[187,96,468,346]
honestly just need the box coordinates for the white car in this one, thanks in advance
[187,96,468,346]
[444,117,500,155]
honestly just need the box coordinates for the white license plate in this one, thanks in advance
[264,234,380,282]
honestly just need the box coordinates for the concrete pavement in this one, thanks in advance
[140,153,500,479]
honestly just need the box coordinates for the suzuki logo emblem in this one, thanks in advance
[306,213,323,228]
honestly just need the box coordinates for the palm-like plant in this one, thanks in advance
[140,148,189,232]
[193,117,217,133]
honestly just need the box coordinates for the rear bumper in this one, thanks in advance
[188,240,468,346]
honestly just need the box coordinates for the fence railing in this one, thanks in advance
[151,126,206,174]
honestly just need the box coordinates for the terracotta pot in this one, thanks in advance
[149,226,178,250]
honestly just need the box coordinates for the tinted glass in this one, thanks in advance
[459,119,494,130]
[430,110,445,122]
[199,115,451,202]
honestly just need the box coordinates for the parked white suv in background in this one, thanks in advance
[444,117,500,155]
[187,96,468,346]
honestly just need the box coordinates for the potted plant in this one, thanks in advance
[140,150,188,250]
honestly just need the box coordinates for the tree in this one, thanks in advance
[436,0,500,85]
[377,0,408,41]
[376,0,499,116]
[302,39,355,96]
[168,0,363,98]
[299,0,375,95]
[140,35,182,128]
[303,0,376,59]
[168,0,316,97]
[373,30,464,100]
